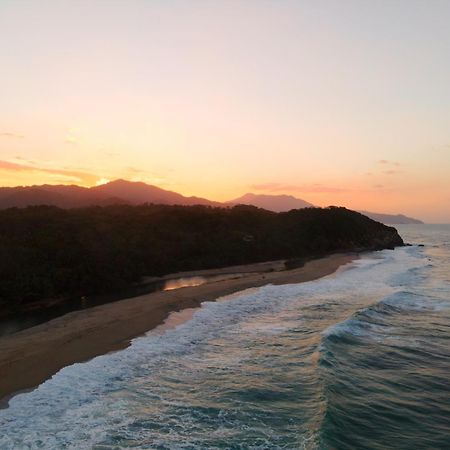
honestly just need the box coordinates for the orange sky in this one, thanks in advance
[1,1,449,222]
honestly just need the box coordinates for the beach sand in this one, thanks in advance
[0,253,356,406]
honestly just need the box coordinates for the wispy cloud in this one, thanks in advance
[0,132,24,139]
[124,167,168,186]
[12,156,36,164]
[378,159,401,167]
[0,159,98,185]
[377,159,403,176]
[46,173,87,183]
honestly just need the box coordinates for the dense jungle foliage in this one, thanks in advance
[0,204,403,311]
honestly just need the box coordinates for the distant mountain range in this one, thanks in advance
[0,179,219,209]
[357,211,423,225]
[227,193,314,212]
[0,180,423,223]
[230,193,423,224]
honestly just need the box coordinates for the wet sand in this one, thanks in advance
[0,253,356,406]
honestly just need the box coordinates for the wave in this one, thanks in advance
[318,265,450,449]
[2,246,446,449]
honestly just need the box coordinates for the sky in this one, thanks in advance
[0,0,449,222]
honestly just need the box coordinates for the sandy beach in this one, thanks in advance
[0,253,356,406]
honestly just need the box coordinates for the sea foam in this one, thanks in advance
[0,246,436,449]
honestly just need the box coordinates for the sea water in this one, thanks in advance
[1,224,449,449]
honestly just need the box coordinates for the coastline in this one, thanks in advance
[0,252,357,407]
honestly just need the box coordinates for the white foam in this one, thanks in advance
[0,247,428,449]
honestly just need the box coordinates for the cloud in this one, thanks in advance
[46,173,87,183]
[0,160,35,171]
[12,156,36,164]
[377,160,403,176]
[126,166,145,174]
[0,159,98,185]
[250,182,349,193]
[0,132,24,139]
[378,159,401,167]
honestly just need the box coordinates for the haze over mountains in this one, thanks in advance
[0,180,423,224]
[228,193,422,224]
[228,193,314,212]
[357,211,423,225]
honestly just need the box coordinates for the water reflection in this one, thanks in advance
[163,274,245,291]
[163,276,207,290]
[0,273,247,336]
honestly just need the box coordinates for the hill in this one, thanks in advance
[358,211,423,224]
[0,204,403,318]
[228,193,313,211]
[0,181,423,224]
[91,179,219,206]
[227,193,423,223]
[0,180,219,209]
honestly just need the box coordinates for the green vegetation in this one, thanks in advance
[0,204,403,314]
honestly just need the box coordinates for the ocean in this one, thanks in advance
[1,224,449,449]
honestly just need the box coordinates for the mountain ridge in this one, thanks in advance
[358,210,423,225]
[0,180,219,209]
[228,192,423,224]
[0,180,423,223]
[227,193,314,212]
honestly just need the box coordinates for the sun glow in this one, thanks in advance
[0,1,449,222]
[95,178,110,186]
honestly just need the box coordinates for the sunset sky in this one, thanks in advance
[1,0,449,222]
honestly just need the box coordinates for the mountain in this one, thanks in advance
[91,179,218,206]
[358,211,423,224]
[0,187,67,208]
[227,193,423,224]
[0,182,424,224]
[228,193,314,212]
[0,180,219,209]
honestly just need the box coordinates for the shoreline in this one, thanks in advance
[0,259,288,336]
[0,252,357,407]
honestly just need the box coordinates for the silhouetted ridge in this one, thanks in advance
[0,181,422,223]
[0,179,219,209]
[358,211,423,224]
[228,193,314,211]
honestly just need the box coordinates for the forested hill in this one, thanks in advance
[0,205,403,315]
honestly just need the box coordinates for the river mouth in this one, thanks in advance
[0,273,247,337]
